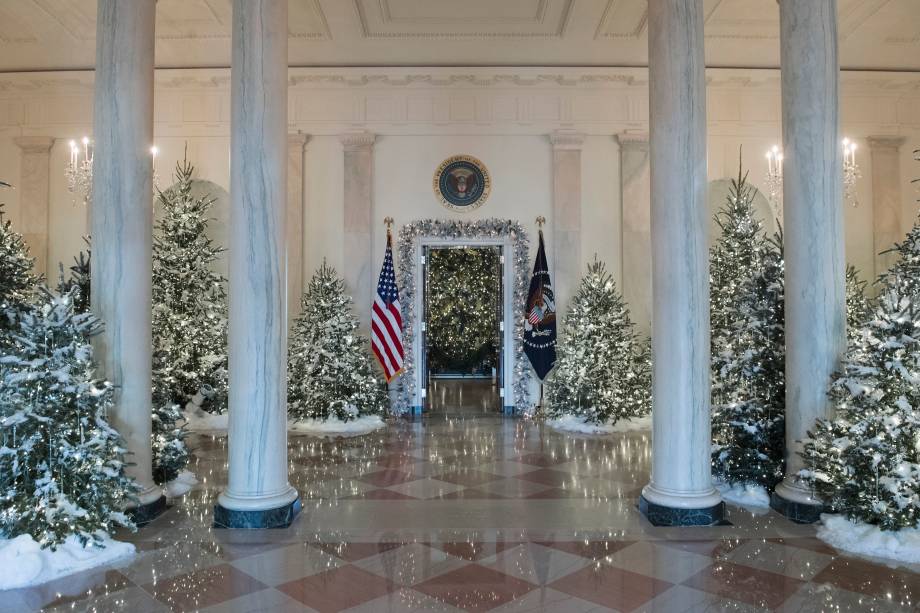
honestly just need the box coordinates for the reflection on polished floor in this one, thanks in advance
[426,379,502,416]
[8,413,920,612]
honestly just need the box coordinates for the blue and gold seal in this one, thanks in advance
[433,154,491,212]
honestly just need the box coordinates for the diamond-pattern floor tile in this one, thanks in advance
[601,541,714,584]
[353,542,470,587]
[432,468,504,487]
[358,469,422,487]
[230,542,343,586]
[313,541,407,562]
[413,563,538,612]
[143,563,268,612]
[277,565,397,613]
[537,539,636,561]
[682,561,804,609]
[479,542,591,586]
[387,477,465,499]
[515,468,574,487]
[812,556,920,602]
[515,453,570,467]
[429,541,520,562]
[549,562,673,611]
[726,539,833,581]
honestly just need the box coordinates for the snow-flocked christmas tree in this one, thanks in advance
[545,259,651,425]
[709,168,786,490]
[799,286,920,530]
[878,210,920,303]
[0,198,38,334]
[55,241,91,316]
[845,264,873,344]
[0,287,139,548]
[288,262,388,422]
[152,155,228,414]
[151,156,227,483]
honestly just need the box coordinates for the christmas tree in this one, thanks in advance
[800,287,920,530]
[0,198,38,333]
[55,240,91,316]
[879,210,920,303]
[545,259,650,425]
[152,155,228,415]
[426,247,501,374]
[0,287,140,548]
[288,262,388,422]
[709,167,785,490]
[845,264,873,344]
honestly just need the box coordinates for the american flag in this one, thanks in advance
[371,232,404,382]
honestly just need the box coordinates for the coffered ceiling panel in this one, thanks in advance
[0,0,916,72]
[354,0,574,38]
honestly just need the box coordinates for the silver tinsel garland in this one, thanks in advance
[394,218,533,414]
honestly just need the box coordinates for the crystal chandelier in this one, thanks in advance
[66,137,93,207]
[842,138,861,207]
[66,137,161,207]
[765,145,783,222]
[764,137,862,218]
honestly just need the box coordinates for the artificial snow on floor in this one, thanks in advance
[713,479,771,510]
[817,514,920,565]
[0,534,135,591]
[163,469,198,498]
[288,414,386,438]
[545,413,652,435]
[182,408,228,432]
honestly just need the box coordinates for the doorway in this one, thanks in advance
[421,245,503,414]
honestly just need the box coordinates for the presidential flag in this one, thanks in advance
[523,229,557,380]
[371,231,404,382]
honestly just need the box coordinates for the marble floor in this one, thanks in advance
[7,406,920,612]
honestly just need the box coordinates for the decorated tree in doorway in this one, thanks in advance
[55,240,91,316]
[799,285,920,530]
[0,287,140,547]
[878,209,920,303]
[288,262,388,422]
[709,167,786,490]
[545,259,650,425]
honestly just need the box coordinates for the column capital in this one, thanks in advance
[288,131,310,149]
[867,135,907,151]
[339,131,376,151]
[616,131,649,151]
[13,136,54,154]
[549,130,585,151]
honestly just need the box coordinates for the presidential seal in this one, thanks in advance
[433,155,491,212]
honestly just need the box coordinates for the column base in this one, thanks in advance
[639,495,725,527]
[214,497,302,529]
[128,494,167,526]
[770,491,824,524]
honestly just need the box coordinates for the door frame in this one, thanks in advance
[412,236,515,415]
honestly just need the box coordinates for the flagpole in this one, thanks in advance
[534,215,546,418]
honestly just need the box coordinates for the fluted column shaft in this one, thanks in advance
[216,0,299,527]
[639,0,722,526]
[340,131,376,330]
[772,0,845,521]
[550,130,583,316]
[91,0,163,515]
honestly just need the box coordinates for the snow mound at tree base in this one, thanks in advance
[289,414,386,438]
[817,514,920,565]
[163,470,198,498]
[713,479,770,510]
[0,534,135,590]
[182,408,228,432]
[545,413,651,435]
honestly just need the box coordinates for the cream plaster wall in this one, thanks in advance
[0,67,918,321]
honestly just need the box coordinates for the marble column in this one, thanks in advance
[771,0,846,523]
[550,130,583,316]
[287,132,309,324]
[91,0,164,521]
[13,136,53,277]
[639,0,723,527]
[868,136,906,276]
[215,0,299,529]
[340,131,376,329]
[617,132,651,336]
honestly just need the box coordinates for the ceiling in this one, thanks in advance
[0,0,918,73]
